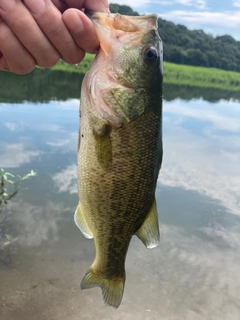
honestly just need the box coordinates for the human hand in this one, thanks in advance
[0,0,109,75]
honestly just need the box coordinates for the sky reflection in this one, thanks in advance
[161,98,240,217]
[1,94,240,319]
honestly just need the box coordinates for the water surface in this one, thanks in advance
[0,71,240,320]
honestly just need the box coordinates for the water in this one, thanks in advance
[0,70,240,320]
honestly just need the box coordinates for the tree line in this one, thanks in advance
[110,3,240,73]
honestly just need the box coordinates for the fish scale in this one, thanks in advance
[75,11,163,308]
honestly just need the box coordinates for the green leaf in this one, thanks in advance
[5,234,12,240]
[21,170,37,180]
[5,179,17,185]
[5,191,18,201]
[3,241,11,247]
[5,172,15,178]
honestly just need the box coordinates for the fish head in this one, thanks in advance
[85,12,163,126]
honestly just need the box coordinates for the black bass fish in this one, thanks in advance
[75,11,163,308]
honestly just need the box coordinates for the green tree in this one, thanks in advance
[110,3,139,15]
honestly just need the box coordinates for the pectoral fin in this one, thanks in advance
[74,202,93,239]
[136,198,159,248]
[93,123,112,171]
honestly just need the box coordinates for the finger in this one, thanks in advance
[63,8,99,53]
[0,0,60,68]
[0,54,10,72]
[64,0,109,12]
[0,20,36,74]
[23,0,85,64]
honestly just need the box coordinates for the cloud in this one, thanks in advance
[112,0,154,7]
[174,0,207,9]
[160,10,240,32]
[113,0,207,9]
[0,143,41,168]
[233,0,240,7]
[52,164,78,194]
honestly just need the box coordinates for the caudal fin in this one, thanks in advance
[80,267,125,308]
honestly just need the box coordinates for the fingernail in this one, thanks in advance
[24,0,46,14]
[0,0,16,11]
[65,11,83,33]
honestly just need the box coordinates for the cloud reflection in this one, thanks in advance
[161,98,240,216]
[4,122,25,131]
[7,201,70,247]
[0,143,41,168]
[4,121,64,133]
[57,99,79,110]
[52,164,78,194]
[127,221,240,319]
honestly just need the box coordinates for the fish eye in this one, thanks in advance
[143,46,159,64]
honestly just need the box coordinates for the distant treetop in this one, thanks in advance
[110,3,139,16]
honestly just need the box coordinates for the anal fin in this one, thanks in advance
[136,198,160,248]
[74,202,93,239]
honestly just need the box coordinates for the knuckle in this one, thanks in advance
[13,61,36,75]
[63,50,85,65]
[38,52,60,68]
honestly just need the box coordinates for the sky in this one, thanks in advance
[112,0,240,40]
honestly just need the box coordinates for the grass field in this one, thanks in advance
[51,53,240,92]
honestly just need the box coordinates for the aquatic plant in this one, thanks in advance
[0,168,36,263]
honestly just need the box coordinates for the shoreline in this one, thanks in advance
[50,54,240,92]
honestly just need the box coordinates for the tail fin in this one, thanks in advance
[80,267,125,308]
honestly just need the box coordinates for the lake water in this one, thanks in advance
[0,70,240,320]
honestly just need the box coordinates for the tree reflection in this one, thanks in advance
[1,69,240,104]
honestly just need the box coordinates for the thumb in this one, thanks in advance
[63,8,99,53]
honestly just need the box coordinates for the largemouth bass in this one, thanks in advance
[75,11,163,308]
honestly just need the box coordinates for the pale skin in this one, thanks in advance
[0,0,109,74]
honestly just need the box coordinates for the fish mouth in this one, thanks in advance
[86,10,158,31]
[86,11,158,57]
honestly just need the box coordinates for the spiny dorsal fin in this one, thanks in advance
[136,198,160,248]
[74,202,93,239]
[81,267,125,309]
